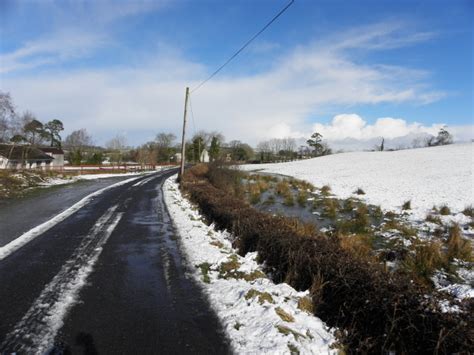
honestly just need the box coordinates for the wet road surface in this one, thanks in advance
[0,175,139,247]
[0,170,230,354]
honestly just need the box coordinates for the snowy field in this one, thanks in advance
[242,143,473,220]
[164,176,336,354]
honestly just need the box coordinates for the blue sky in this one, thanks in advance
[0,0,472,146]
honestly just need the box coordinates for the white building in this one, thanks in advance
[39,147,64,168]
[0,144,54,170]
[200,149,210,163]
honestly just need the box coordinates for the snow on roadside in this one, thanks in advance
[241,143,473,220]
[163,175,336,354]
[30,172,144,188]
[40,166,176,187]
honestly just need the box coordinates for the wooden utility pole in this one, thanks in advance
[179,87,190,178]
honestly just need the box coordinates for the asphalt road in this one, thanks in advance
[0,175,139,247]
[0,170,230,354]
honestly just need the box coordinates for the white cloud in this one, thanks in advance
[1,21,462,146]
[312,114,443,140]
[326,21,435,52]
[0,31,107,74]
[0,0,169,74]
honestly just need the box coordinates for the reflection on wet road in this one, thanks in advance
[0,170,230,354]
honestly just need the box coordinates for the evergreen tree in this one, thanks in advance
[23,119,44,145]
[192,136,204,162]
[209,136,220,161]
[436,128,453,145]
[306,132,323,156]
[44,119,64,147]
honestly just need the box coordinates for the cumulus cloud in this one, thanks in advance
[313,114,443,140]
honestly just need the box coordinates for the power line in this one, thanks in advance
[188,94,197,136]
[190,0,294,94]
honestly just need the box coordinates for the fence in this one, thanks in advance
[2,163,178,174]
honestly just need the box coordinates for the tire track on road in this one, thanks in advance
[0,205,123,354]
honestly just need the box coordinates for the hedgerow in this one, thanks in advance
[181,163,473,353]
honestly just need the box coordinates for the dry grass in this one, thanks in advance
[338,234,374,260]
[383,218,417,237]
[247,182,262,204]
[264,195,276,205]
[322,198,338,219]
[439,204,451,215]
[425,214,442,224]
[276,325,306,340]
[297,296,313,314]
[275,307,295,322]
[401,241,445,286]
[373,206,383,219]
[296,190,308,207]
[283,194,295,207]
[259,181,270,192]
[245,289,274,304]
[342,198,355,212]
[462,205,473,217]
[337,204,371,234]
[320,185,331,196]
[182,164,473,354]
[276,180,291,196]
[446,224,473,262]
[0,170,73,199]
[210,240,224,249]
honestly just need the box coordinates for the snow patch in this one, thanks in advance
[163,176,336,354]
[242,143,473,220]
[0,206,123,353]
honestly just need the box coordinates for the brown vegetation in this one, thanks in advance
[181,164,473,353]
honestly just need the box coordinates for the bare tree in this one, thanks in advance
[137,141,158,165]
[281,137,296,161]
[155,132,176,162]
[65,129,93,149]
[106,135,127,151]
[65,129,94,165]
[269,139,282,158]
[106,135,127,164]
[0,91,16,142]
[256,140,272,162]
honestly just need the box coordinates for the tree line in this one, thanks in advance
[0,92,64,147]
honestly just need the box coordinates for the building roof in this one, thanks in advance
[0,144,54,161]
[39,147,64,154]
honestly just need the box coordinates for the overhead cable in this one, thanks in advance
[190,0,294,94]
